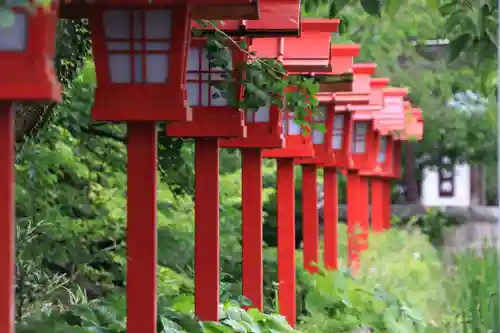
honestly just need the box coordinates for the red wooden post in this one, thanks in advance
[241,148,264,310]
[301,165,319,273]
[0,104,14,333]
[254,19,342,326]
[194,138,221,320]
[277,158,296,326]
[346,171,363,270]
[126,121,158,333]
[358,176,369,252]
[323,167,338,270]
[383,181,392,229]
[371,178,385,232]
[166,38,247,321]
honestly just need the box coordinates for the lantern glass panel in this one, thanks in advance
[377,136,388,163]
[351,121,368,154]
[0,12,27,51]
[187,45,231,107]
[246,104,270,123]
[104,10,172,84]
[312,105,327,144]
[283,111,301,135]
[332,114,344,149]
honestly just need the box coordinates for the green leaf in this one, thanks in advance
[386,0,400,17]
[448,33,471,62]
[361,0,381,17]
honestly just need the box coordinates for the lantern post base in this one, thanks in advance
[276,158,296,327]
[194,138,220,321]
[241,148,263,311]
[0,103,14,333]
[301,164,318,273]
[323,167,338,270]
[126,121,158,333]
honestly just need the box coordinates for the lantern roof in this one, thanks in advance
[351,105,378,120]
[60,0,260,20]
[370,77,391,88]
[352,63,377,75]
[333,92,371,106]
[316,91,335,103]
[369,77,390,105]
[375,87,408,135]
[330,44,360,75]
[249,19,340,72]
[191,0,301,36]
[384,87,409,97]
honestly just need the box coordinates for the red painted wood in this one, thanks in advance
[126,121,158,333]
[358,177,370,258]
[276,158,296,327]
[0,5,61,103]
[347,172,368,270]
[194,138,220,321]
[241,148,264,310]
[346,172,358,268]
[371,178,385,232]
[323,167,338,270]
[301,165,318,273]
[0,104,14,333]
[383,181,392,229]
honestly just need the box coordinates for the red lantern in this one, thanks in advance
[0,2,61,102]
[165,38,247,137]
[164,36,247,321]
[249,19,340,327]
[88,3,194,122]
[0,4,61,333]
[192,0,301,36]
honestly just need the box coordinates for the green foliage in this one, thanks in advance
[448,246,500,333]
[18,294,296,333]
[392,209,462,246]
[299,227,450,332]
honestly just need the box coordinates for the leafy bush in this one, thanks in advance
[298,226,450,332]
[18,295,297,333]
[447,246,500,333]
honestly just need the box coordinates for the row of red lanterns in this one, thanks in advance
[0,1,424,333]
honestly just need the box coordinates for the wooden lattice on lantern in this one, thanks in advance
[192,0,301,36]
[60,0,260,20]
[0,1,61,102]
[165,37,247,137]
